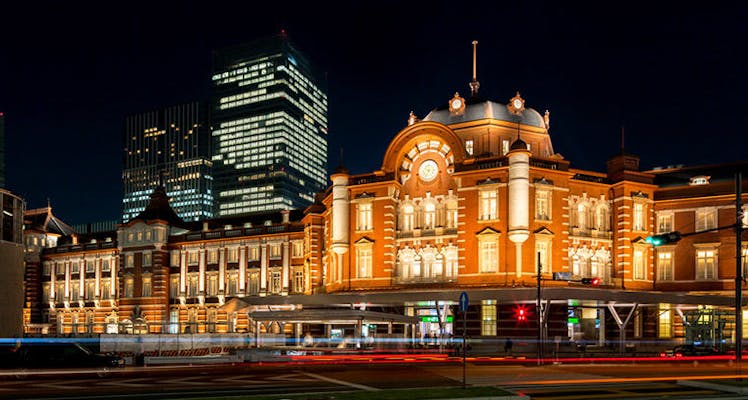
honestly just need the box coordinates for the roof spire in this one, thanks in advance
[469,40,480,97]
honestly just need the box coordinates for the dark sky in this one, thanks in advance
[1,1,746,225]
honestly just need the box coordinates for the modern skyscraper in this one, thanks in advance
[122,102,214,222]
[0,112,5,188]
[211,33,328,216]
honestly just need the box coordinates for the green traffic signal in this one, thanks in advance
[645,231,682,246]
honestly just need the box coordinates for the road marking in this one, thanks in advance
[301,372,381,391]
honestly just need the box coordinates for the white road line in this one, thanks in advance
[301,372,381,391]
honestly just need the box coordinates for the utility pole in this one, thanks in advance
[736,172,743,367]
[537,252,543,365]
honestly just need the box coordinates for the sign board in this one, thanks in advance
[553,272,572,281]
[459,291,469,313]
[420,315,454,323]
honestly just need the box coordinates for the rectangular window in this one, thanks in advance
[248,271,260,295]
[71,282,80,301]
[143,252,152,267]
[658,303,672,338]
[188,274,198,297]
[657,250,673,281]
[633,203,645,231]
[292,241,303,258]
[43,263,51,276]
[535,190,550,221]
[56,263,64,275]
[657,212,673,233]
[696,248,717,280]
[696,208,717,231]
[270,270,282,294]
[535,239,551,273]
[170,276,179,298]
[501,139,509,156]
[43,283,50,302]
[124,277,134,298]
[269,244,282,259]
[357,203,373,231]
[141,276,152,297]
[478,237,498,273]
[633,248,645,280]
[188,251,199,265]
[86,280,95,300]
[481,300,497,336]
[100,279,111,299]
[357,245,372,278]
[293,269,304,293]
[227,248,239,262]
[102,259,110,272]
[208,250,219,264]
[465,139,474,155]
[87,261,95,273]
[228,273,238,295]
[71,262,80,274]
[248,246,260,261]
[170,251,180,267]
[126,254,134,268]
[207,274,218,296]
[479,189,498,221]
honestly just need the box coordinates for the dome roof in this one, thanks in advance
[422,99,546,129]
[510,137,528,151]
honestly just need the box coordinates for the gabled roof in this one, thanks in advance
[127,186,187,228]
[24,207,76,236]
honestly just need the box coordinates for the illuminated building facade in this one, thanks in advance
[22,57,748,351]
[1,189,25,337]
[211,34,328,217]
[122,102,214,223]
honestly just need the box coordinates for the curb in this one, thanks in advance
[678,379,748,394]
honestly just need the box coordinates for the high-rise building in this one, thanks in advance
[0,112,5,188]
[211,33,328,216]
[122,102,214,222]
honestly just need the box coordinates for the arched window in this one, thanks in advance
[423,201,436,229]
[401,204,415,231]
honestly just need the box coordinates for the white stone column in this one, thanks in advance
[199,249,206,293]
[239,246,246,293]
[260,241,268,295]
[94,258,100,299]
[508,145,531,275]
[180,251,187,294]
[282,241,289,294]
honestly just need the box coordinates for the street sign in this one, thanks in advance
[459,291,469,312]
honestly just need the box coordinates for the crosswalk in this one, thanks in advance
[502,381,727,399]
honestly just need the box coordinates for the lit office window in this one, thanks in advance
[696,208,717,231]
[535,190,551,221]
[478,235,498,273]
[658,303,672,338]
[481,300,497,336]
[633,248,646,280]
[357,202,373,231]
[633,202,645,231]
[696,248,717,280]
[142,276,152,297]
[657,212,673,233]
[479,190,498,221]
[657,251,673,281]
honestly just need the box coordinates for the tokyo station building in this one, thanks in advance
[22,74,748,349]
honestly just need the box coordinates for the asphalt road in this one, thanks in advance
[2,360,748,399]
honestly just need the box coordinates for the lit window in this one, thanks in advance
[248,270,260,295]
[357,202,373,231]
[400,203,414,231]
[227,248,239,263]
[535,190,551,221]
[657,250,673,281]
[293,268,304,293]
[657,212,673,234]
[502,139,509,155]
[142,276,152,297]
[269,244,282,259]
[102,259,110,272]
[126,254,134,268]
[633,247,646,280]
[269,269,282,294]
[101,279,111,299]
[170,251,180,267]
[356,242,373,278]
[595,205,609,231]
[633,202,645,231]
[423,201,436,229]
[170,276,179,298]
[479,190,498,221]
[695,208,717,231]
[481,300,497,336]
[248,247,260,261]
[465,140,474,156]
[188,251,199,265]
[207,274,218,296]
[188,274,198,297]
[658,303,672,338]
[208,250,219,264]
[696,247,717,280]
[228,272,238,295]
[124,277,134,298]
[143,252,152,267]
[535,238,551,273]
[292,241,303,258]
[478,235,498,273]
[72,262,80,274]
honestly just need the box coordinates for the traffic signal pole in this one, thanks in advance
[537,252,543,365]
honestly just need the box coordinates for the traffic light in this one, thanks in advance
[581,277,600,286]
[514,305,528,322]
[645,231,682,246]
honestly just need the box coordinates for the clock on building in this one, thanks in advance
[418,159,439,182]
[449,92,466,115]
[507,91,525,115]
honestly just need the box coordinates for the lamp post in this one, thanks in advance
[537,251,543,365]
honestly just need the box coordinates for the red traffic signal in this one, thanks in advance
[581,277,600,286]
[514,305,529,322]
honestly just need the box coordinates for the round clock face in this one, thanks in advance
[513,99,523,109]
[418,159,439,182]
[451,99,462,110]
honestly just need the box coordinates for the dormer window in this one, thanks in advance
[690,176,710,186]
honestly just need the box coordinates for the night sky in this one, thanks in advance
[1,1,746,225]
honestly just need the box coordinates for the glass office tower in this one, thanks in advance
[212,34,328,216]
[122,102,214,222]
[0,112,5,188]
